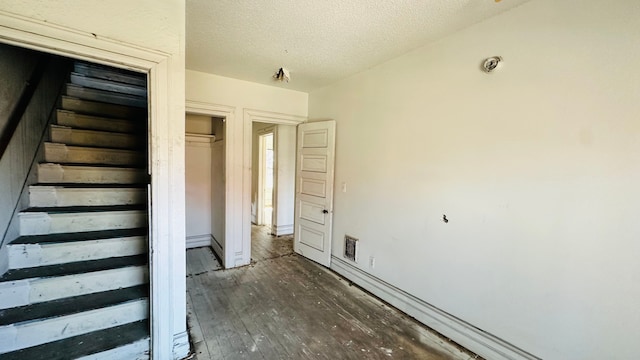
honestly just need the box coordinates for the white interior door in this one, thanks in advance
[294,120,336,267]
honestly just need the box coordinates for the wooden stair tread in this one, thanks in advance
[30,183,148,188]
[70,72,147,98]
[0,320,149,360]
[39,161,146,169]
[61,96,146,120]
[55,110,144,134]
[0,285,147,326]
[10,228,147,245]
[21,204,146,213]
[45,142,144,152]
[0,254,147,282]
[74,62,146,87]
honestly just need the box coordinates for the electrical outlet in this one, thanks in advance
[369,256,375,269]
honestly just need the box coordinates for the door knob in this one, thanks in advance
[322,209,329,214]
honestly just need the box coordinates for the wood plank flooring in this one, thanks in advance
[187,246,222,276]
[250,225,294,262]
[185,227,474,360]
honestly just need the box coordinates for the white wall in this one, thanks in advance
[0,48,67,249]
[0,49,68,276]
[185,114,214,248]
[308,1,640,359]
[185,114,212,134]
[185,135,213,247]
[273,125,296,235]
[0,2,188,358]
[186,70,307,267]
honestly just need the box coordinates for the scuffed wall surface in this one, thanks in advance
[0,48,69,249]
[309,0,640,359]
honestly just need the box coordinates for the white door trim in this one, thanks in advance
[0,11,186,360]
[185,101,236,268]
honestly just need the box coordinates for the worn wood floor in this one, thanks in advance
[185,226,473,360]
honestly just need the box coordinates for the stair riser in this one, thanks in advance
[0,266,148,309]
[74,63,147,87]
[70,73,147,98]
[66,84,146,108]
[0,299,148,354]
[77,338,150,360]
[19,211,147,236]
[6,236,146,270]
[61,96,145,120]
[51,126,138,150]
[38,164,147,184]
[44,143,144,166]
[30,187,146,207]
[56,110,139,134]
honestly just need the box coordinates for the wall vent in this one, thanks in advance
[344,235,358,262]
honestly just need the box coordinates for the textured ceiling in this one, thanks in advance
[186,0,531,92]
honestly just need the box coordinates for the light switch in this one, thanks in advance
[341,182,347,193]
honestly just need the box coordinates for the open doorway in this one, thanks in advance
[257,131,274,228]
[251,122,296,262]
[0,41,154,357]
[185,114,225,273]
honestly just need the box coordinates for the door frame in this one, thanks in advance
[185,102,235,268]
[242,109,306,266]
[0,11,186,360]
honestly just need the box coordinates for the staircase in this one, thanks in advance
[0,62,151,359]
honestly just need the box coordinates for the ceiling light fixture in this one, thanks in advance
[481,56,502,73]
[273,67,290,82]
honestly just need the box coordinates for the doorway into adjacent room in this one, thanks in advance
[257,131,274,228]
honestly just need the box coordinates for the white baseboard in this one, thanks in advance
[173,330,190,360]
[330,256,540,360]
[185,234,211,249]
[271,223,293,236]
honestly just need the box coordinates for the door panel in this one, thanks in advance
[300,178,326,198]
[294,120,336,267]
[298,226,325,251]
[300,153,328,172]
[300,199,326,225]
[300,129,329,148]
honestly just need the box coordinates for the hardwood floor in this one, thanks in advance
[185,227,473,360]
[187,246,222,275]
[250,225,294,262]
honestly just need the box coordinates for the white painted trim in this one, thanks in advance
[244,109,307,126]
[0,11,185,360]
[272,224,293,236]
[172,331,190,360]
[185,100,235,115]
[330,256,540,360]
[185,234,212,249]
[185,101,235,269]
[242,109,306,268]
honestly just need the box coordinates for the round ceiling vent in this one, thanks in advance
[482,56,502,73]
